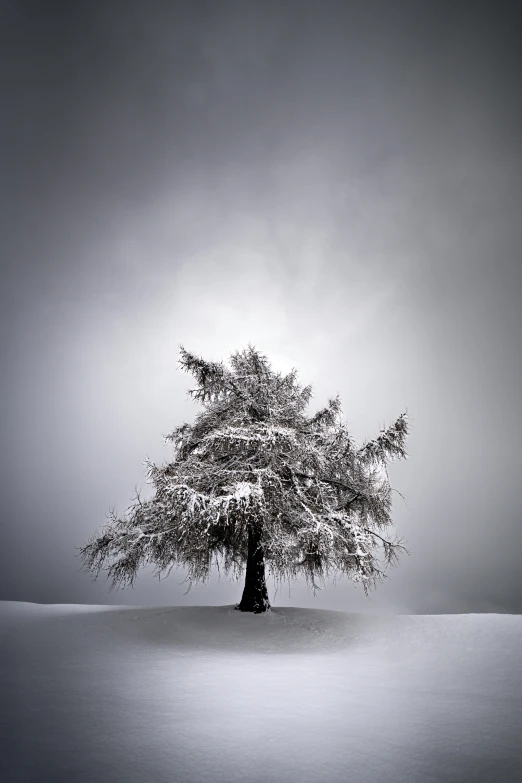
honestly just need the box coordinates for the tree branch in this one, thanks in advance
[294,470,362,502]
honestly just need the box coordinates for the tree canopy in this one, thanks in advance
[78,344,410,612]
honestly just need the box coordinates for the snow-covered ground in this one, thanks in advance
[2,602,521,783]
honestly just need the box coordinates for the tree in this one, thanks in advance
[77,345,410,613]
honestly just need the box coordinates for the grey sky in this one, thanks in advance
[1,0,521,613]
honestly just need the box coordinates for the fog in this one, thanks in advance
[1,0,521,613]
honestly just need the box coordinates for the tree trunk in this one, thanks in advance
[236,524,270,613]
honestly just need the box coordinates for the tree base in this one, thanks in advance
[235,598,271,614]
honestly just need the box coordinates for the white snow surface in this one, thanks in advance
[2,601,522,783]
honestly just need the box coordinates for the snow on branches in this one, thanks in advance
[358,411,409,465]
[77,345,410,598]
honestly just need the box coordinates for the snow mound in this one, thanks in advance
[2,602,522,783]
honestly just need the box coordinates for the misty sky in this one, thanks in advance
[1,0,521,614]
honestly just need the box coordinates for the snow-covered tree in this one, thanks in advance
[78,345,410,613]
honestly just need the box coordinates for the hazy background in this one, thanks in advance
[1,0,521,614]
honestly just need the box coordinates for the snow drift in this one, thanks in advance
[2,602,521,782]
